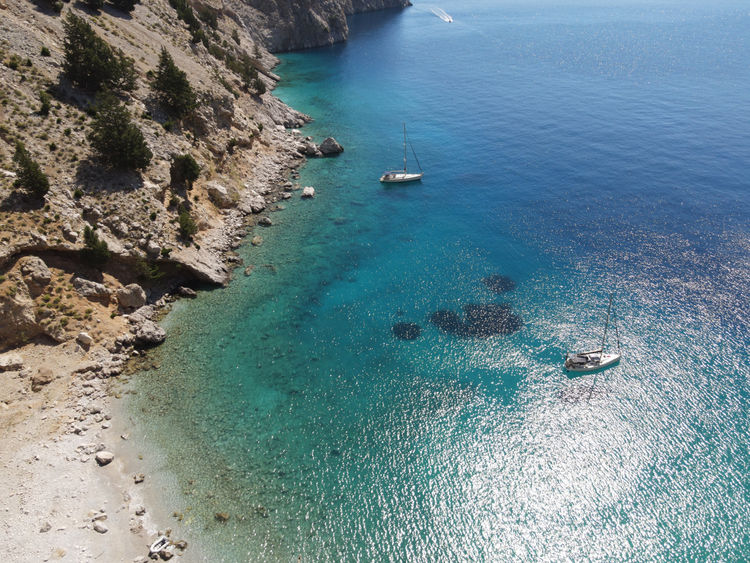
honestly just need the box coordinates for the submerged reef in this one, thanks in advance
[430,303,522,337]
[392,322,422,340]
[481,274,516,294]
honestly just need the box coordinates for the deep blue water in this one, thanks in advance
[128,1,750,560]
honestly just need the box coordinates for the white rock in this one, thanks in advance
[77,332,93,346]
[301,186,315,199]
[95,451,114,466]
[0,353,24,372]
[93,521,108,534]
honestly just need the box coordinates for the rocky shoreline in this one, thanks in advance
[0,0,361,558]
[0,126,346,560]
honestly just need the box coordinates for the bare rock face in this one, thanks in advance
[19,256,52,297]
[207,181,239,209]
[319,137,344,155]
[73,277,112,303]
[117,284,147,310]
[227,0,411,52]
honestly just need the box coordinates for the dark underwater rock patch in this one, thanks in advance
[429,303,522,337]
[481,274,516,294]
[392,322,422,340]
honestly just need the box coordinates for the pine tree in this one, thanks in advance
[13,142,50,199]
[62,13,136,92]
[88,92,152,170]
[152,48,197,119]
[170,154,200,190]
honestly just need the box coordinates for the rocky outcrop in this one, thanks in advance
[207,181,240,209]
[128,307,166,347]
[19,257,52,297]
[116,284,147,310]
[301,186,316,198]
[72,278,112,303]
[226,0,411,52]
[319,137,344,155]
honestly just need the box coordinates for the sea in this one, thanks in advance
[124,1,750,560]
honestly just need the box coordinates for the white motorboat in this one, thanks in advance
[380,124,423,184]
[149,535,170,555]
[564,293,622,373]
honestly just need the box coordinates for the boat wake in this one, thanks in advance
[431,7,453,23]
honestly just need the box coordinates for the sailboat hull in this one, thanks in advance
[380,172,424,183]
[564,350,621,373]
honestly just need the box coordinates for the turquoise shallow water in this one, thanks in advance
[128,1,750,560]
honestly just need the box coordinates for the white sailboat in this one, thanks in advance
[564,293,622,373]
[380,124,424,184]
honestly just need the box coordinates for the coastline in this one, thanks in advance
[0,126,313,562]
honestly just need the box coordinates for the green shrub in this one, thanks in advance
[5,54,21,70]
[252,76,266,95]
[40,46,51,57]
[62,13,137,92]
[80,225,110,268]
[170,153,200,190]
[232,29,240,45]
[177,206,197,238]
[88,92,152,169]
[39,91,52,116]
[13,141,49,199]
[168,0,201,34]
[152,47,196,119]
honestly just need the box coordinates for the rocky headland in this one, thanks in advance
[0,0,407,560]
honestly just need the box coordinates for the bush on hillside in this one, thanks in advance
[88,92,152,169]
[13,142,50,199]
[152,47,197,119]
[177,206,197,239]
[80,226,110,268]
[38,90,52,116]
[170,153,200,190]
[62,12,136,92]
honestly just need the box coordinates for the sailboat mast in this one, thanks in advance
[403,123,408,172]
[600,293,613,351]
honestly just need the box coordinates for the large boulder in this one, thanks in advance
[0,280,40,348]
[301,186,315,199]
[128,309,166,347]
[73,277,111,303]
[239,188,266,214]
[117,284,147,310]
[207,181,239,209]
[0,353,24,371]
[319,137,344,156]
[19,256,51,297]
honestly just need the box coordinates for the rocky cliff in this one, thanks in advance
[226,0,411,52]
